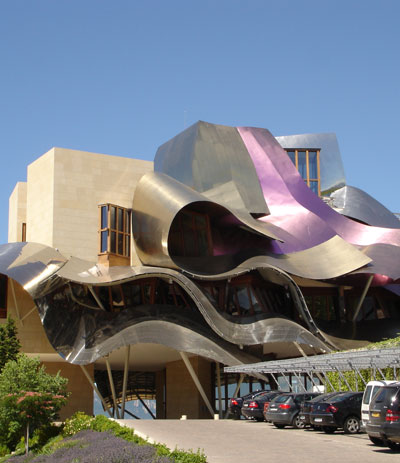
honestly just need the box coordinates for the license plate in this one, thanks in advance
[300,416,305,420]
[314,418,322,422]
[244,404,248,407]
[270,408,277,411]
[372,412,380,417]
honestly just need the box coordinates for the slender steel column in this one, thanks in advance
[9,279,22,326]
[352,274,374,322]
[216,362,223,418]
[79,365,113,418]
[20,306,37,323]
[134,389,156,419]
[105,356,120,419]
[88,285,106,311]
[179,352,214,418]
[121,345,131,418]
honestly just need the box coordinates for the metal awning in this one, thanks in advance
[224,347,400,375]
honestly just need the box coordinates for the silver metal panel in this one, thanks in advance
[330,186,400,229]
[155,121,269,215]
[131,171,284,269]
[0,242,67,297]
[275,132,346,195]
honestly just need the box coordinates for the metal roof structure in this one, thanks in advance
[225,347,400,375]
[224,347,400,392]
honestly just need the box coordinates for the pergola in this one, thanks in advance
[224,347,400,394]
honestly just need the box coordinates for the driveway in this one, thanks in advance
[116,419,399,463]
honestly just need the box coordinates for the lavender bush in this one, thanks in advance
[5,430,174,463]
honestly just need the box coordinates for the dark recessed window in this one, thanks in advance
[285,149,321,196]
[0,275,7,318]
[99,204,131,257]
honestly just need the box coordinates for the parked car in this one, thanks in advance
[265,392,320,429]
[299,392,342,428]
[241,391,283,421]
[366,381,400,451]
[361,380,396,432]
[309,391,363,434]
[228,390,267,419]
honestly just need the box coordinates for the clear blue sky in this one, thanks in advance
[1,0,399,244]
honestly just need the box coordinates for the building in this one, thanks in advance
[2,121,400,419]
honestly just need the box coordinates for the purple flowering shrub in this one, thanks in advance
[6,430,174,463]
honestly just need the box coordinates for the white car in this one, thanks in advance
[361,380,396,431]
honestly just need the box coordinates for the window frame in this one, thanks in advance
[285,149,321,196]
[98,204,131,258]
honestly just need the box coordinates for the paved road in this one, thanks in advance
[116,419,399,463]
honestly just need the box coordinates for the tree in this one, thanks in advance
[0,354,68,453]
[0,316,21,371]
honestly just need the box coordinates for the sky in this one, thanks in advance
[1,0,399,244]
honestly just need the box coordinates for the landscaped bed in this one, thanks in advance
[1,413,207,463]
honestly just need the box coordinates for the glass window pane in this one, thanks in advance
[118,208,123,232]
[118,233,123,255]
[101,231,108,253]
[110,206,116,229]
[309,181,319,195]
[110,231,116,253]
[236,286,252,312]
[298,151,307,179]
[308,151,318,179]
[125,235,130,257]
[125,210,130,233]
[101,206,108,229]
[287,150,296,165]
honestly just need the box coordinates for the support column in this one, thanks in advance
[121,345,130,418]
[216,362,222,418]
[180,352,214,418]
[80,365,113,418]
[105,356,120,418]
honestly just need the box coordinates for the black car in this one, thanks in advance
[366,382,400,451]
[309,391,363,434]
[241,391,283,421]
[299,392,342,427]
[228,390,267,419]
[265,392,320,429]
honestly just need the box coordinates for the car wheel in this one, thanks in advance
[368,435,385,446]
[387,441,400,452]
[293,414,306,429]
[343,416,360,434]
[323,426,337,434]
[273,423,286,429]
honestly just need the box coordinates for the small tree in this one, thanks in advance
[0,354,68,453]
[0,316,21,372]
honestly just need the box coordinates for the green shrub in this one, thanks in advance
[156,443,206,463]
[0,444,9,458]
[62,411,94,437]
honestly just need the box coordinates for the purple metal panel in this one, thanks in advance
[237,127,400,256]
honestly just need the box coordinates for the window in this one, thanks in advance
[286,149,320,196]
[99,204,131,257]
[21,223,26,242]
[169,210,213,257]
[0,275,7,318]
